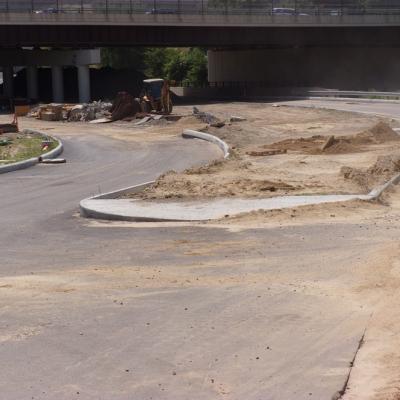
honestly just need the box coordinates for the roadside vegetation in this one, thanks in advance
[101,47,208,87]
[0,133,57,164]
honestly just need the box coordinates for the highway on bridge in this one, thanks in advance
[1,100,400,399]
[2,1,400,47]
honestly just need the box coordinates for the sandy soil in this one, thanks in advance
[10,102,400,199]
[209,185,400,400]
[127,104,400,200]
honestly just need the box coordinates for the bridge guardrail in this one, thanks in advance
[2,0,400,18]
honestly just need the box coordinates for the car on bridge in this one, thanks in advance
[145,8,178,14]
[34,7,59,14]
[271,7,309,16]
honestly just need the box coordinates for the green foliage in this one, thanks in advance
[101,48,145,70]
[143,48,173,77]
[101,47,208,87]
[164,50,190,82]
[185,48,208,86]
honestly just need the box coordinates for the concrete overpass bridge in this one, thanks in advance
[2,1,400,47]
[2,1,400,101]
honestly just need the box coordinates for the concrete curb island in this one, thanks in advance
[0,130,63,174]
[80,129,230,220]
[80,128,400,222]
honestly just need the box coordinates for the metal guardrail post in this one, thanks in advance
[5,0,8,13]
[153,0,156,13]
[129,0,133,14]
[105,0,108,14]
[201,0,204,15]
[31,0,34,13]
[80,0,83,13]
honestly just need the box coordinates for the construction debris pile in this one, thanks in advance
[109,92,141,121]
[27,93,145,123]
[68,101,112,122]
[28,101,113,122]
[192,106,225,128]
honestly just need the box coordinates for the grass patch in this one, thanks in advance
[0,133,58,164]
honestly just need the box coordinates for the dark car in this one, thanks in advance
[34,7,59,14]
[145,8,178,14]
[271,7,309,16]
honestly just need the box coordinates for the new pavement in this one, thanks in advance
[0,105,399,399]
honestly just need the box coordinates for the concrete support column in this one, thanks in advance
[77,65,91,103]
[51,65,64,103]
[3,66,14,98]
[27,66,39,100]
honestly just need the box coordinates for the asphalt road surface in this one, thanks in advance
[1,102,399,400]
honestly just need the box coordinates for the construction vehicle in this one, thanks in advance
[140,79,173,114]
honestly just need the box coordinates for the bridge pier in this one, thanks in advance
[0,49,100,103]
[2,66,14,98]
[26,66,38,100]
[51,66,64,103]
[77,65,91,104]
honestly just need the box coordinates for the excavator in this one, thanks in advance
[108,79,173,122]
[140,79,173,114]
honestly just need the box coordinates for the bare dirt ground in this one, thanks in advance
[3,102,400,399]
[11,104,400,200]
[113,102,400,200]
[121,186,400,400]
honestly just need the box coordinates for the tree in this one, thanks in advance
[101,48,145,70]
[101,47,209,87]
[185,48,208,86]
[164,50,190,82]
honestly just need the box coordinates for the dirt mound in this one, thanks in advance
[253,122,399,156]
[341,154,400,190]
[129,169,299,200]
[261,135,358,155]
[321,138,359,154]
[357,121,400,143]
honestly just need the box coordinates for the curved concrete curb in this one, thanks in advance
[182,129,230,159]
[367,172,400,198]
[79,172,400,222]
[0,130,63,174]
[79,119,400,222]
[80,181,155,220]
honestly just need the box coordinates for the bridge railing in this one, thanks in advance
[1,0,400,16]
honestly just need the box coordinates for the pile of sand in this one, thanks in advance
[357,121,400,143]
[132,168,299,200]
[248,121,400,156]
[341,154,400,190]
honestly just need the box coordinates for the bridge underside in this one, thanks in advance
[2,24,400,98]
[208,47,400,91]
[2,25,400,47]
